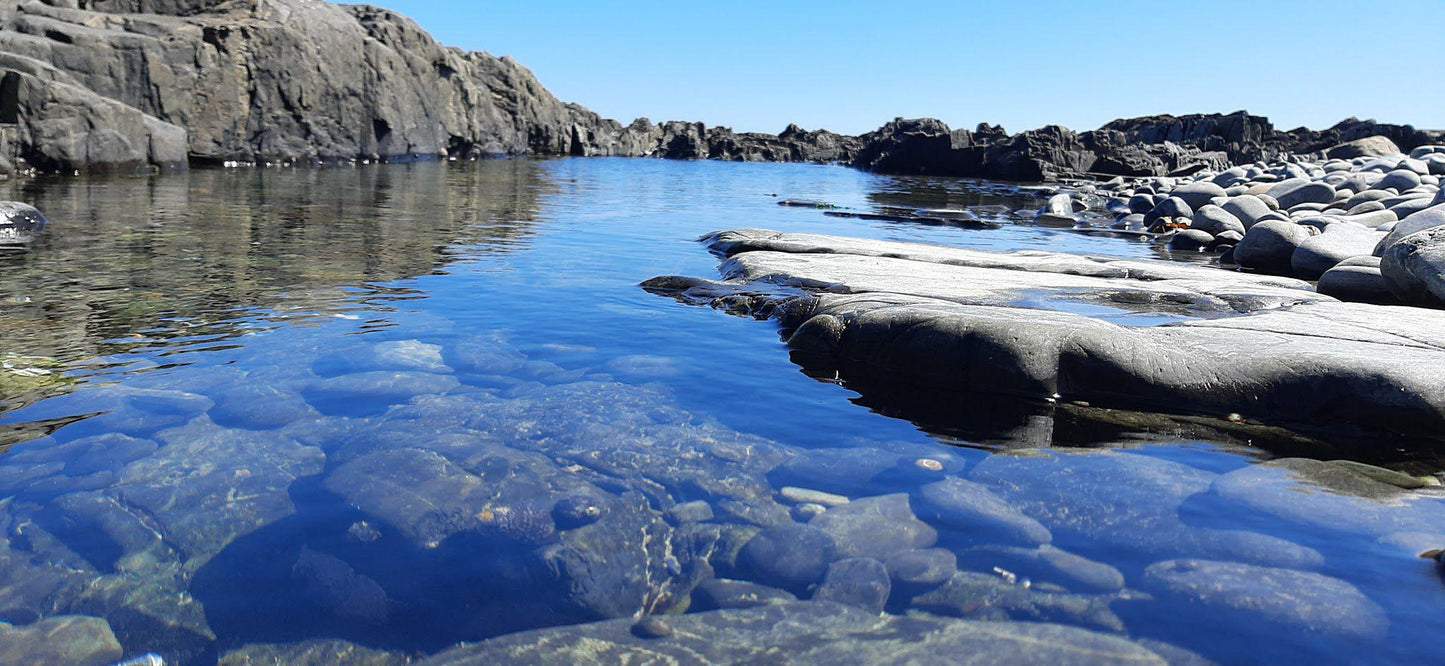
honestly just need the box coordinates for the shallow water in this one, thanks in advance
[0,159,1442,664]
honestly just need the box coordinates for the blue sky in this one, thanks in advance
[372,0,1444,136]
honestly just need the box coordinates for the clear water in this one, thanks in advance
[0,159,1441,664]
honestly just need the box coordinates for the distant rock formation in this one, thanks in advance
[852,114,1444,182]
[0,0,1438,180]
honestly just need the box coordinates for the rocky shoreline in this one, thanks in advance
[1032,138,1445,307]
[645,229,1445,442]
[0,0,1439,182]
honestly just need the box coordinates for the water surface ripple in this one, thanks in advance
[0,159,1441,664]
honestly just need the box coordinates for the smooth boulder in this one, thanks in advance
[1380,225,1445,305]
[1267,180,1335,209]
[1190,205,1245,237]
[1325,136,1401,159]
[1235,220,1314,273]
[1318,262,1396,304]
[1291,224,1381,279]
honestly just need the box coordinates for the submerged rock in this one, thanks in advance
[736,523,839,593]
[915,476,1051,546]
[218,639,411,666]
[415,600,1167,665]
[909,571,1128,633]
[690,578,797,611]
[115,421,326,567]
[0,202,48,246]
[1208,458,1444,538]
[809,494,938,559]
[813,557,891,613]
[0,615,123,666]
[292,547,389,624]
[968,450,1322,569]
[1143,559,1387,640]
[882,548,958,595]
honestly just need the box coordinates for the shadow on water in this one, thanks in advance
[792,353,1445,473]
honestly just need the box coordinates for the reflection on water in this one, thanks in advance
[0,159,1441,665]
[1,162,545,365]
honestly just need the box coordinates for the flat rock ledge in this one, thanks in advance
[645,229,1445,439]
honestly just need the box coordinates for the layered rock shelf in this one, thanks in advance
[1046,139,1445,307]
[0,1,1438,180]
[645,229,1445,441]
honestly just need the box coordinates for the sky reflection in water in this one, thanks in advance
[0,159,1442,664]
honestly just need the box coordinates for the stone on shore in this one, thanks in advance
[1317,262,1396,303]
[1235,220,1315,273]
[1221,194,1273,228]
[1380,225,1445,305]
[1325,136,1402,159]
[1291,223,1383,279]
[1190,205,1245,237]
[1169,229,1214,251]
[1171,182,1227,211]
[1266,180,1335,209]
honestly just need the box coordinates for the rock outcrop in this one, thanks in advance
[0,0,853,172]
[646,229,1445,440]
[0,0,1438,179]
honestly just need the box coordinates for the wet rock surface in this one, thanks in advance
[648,228,1445,439]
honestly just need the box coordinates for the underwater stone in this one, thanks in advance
[737,523,839,593]
[1143,559,1388,640]
[218,639,410,666]
[691,578,798,611]
[813,558,891,613]
[970,450,1323,569]
[0,615,123,666]
[915,476,1052,546]
[415,600,1166,665]
[810,494,937,559]
[957,544,1125,593]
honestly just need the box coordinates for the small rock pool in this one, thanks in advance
[0,158,1442,664]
